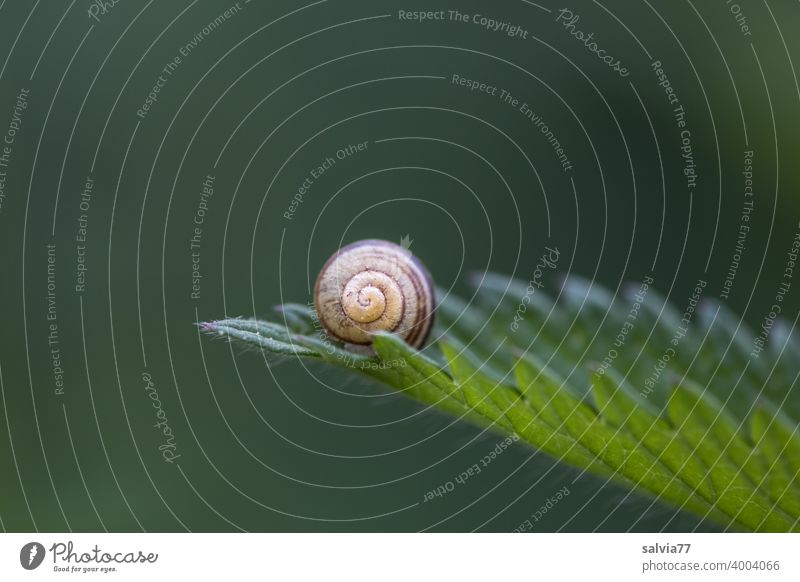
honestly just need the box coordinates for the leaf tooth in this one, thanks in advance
[514,353,570,429]
[274,303,317,334]
[435,292,504,364]
[513,356,670,487]
[668,382,796,531]
[370,333,481,424]
[694,302,770,412]
[697,300,758,369]
[440,346,612,476]
[770,319,800,362]
[439,336,515,389]
[764,320,800,420]
[435,288,490,335]
[558,275,628,334]
[624,285,689,347]
[592,369,717,503]
[669,380,767,485]
[750,405,800,518]
[469,271,567,330]
[563,416,724,522]
[440,341,526,435]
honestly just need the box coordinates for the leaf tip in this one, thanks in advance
[197,321,218,333]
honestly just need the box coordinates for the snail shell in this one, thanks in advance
[314,239,435,349]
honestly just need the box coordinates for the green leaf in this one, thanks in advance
[199,319,319,357]
[515,358,725,522]
[750,405,800,518]
[200,273,800,532]
[438,341,517,433]
[370,333,472,422]
[274,303,318,334]
[668,382,794,531]
[592,370,717,504]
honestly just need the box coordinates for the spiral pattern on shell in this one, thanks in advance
[314,239,435,349]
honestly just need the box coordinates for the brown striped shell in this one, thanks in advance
[314,239,435,349]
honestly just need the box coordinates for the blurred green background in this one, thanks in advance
[0,0,798,532]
